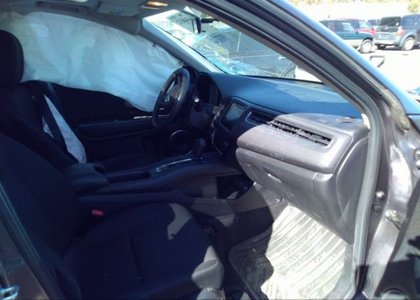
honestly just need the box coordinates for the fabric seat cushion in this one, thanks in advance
[65,203,224,299]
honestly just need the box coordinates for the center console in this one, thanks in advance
[211,100,238,155]
[64,144,239,198]
[211,97,261,157]
[69,98,251,213]
[67,97,263,196]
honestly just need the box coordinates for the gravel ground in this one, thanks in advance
[362,47,420,92]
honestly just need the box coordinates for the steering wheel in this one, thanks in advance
[152,68,191,128]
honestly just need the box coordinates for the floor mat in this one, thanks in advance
[229,205,348,299]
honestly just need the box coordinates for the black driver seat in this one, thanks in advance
[0,29,159,172]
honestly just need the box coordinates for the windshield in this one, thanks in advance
[146,9,299,79]
[379,17,401,26]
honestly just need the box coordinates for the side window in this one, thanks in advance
[403,16,415,27]
[335,21,344,32]
[342,22,354,32]
[359,21,371,29]
[325,21,335,31]
[350,20,358,29]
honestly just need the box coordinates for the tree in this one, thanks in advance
[408,0,420,13]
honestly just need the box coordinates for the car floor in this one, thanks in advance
[221,205,349,300]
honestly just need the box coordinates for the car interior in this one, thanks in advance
[0,1,372,299]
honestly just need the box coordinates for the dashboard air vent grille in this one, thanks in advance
[269,119,332,146]
[247,111,273,125]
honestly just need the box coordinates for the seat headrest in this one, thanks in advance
[0,30,23,88]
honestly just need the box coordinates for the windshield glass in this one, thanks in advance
[146,9,300,79]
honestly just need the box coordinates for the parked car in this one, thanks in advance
[375,14,420,50]
[320,19,374,53]
[368,18,381,30]
[342,18,376,35]
[0,1,419,300]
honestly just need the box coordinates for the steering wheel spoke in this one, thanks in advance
[152,68,190,128]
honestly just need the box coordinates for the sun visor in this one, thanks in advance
[0,12,181,112]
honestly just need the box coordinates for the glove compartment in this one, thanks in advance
[236,113,368,242]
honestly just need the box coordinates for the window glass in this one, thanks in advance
[342,22,354,32]
[359,21,371,29]
[379,17,401,26]
[147,9,300,79]
[402,16,415,26]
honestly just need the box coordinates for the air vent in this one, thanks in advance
[247,111,274,125]
[269,120,332,146]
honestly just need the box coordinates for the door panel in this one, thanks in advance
[77,118,154,139]
[52,84,170,161]
[53,84,149,123]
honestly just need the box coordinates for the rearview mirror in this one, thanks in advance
[168,11,201,34]
[199,17,217,33]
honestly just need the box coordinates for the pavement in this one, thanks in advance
[361,47,420,92]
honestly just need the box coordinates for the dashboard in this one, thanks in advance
[189,72,361,157]
[188,71,368,242]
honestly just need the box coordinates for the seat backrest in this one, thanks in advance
[27,81,87,164]
[0,107,76,170]
[0,29,79,169]
[0,133,84,252]
[0,133,86,298]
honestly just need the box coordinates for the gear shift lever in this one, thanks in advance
[191,138,207,158]
[155,138,207,173]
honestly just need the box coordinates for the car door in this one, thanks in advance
[363,185,420,299]
[341,21,361,47]
[184,2,420,299]
[328,21,359,48]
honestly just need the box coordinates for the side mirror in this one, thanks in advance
[370,55,385,68]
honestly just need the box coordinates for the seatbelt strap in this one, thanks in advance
[45,82,64,114]
[27,82,67,152]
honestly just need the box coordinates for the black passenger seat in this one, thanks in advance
[0,133,224,299]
